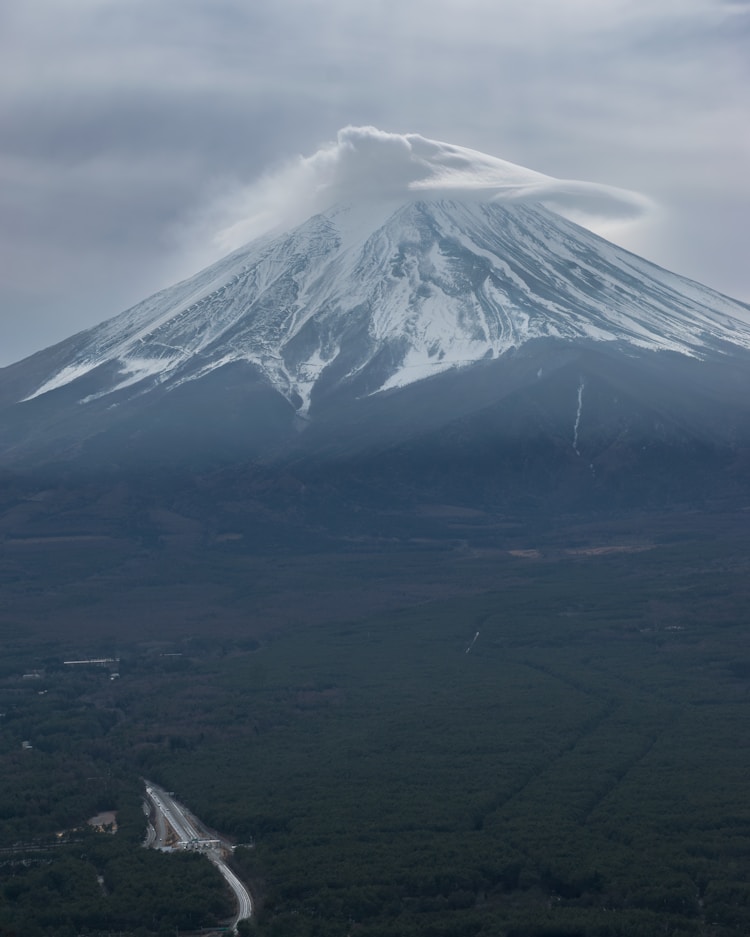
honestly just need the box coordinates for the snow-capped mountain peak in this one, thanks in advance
[21,196,750,418]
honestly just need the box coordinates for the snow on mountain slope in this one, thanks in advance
[23,197,750,415]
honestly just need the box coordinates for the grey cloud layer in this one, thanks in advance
[1,0,748,364]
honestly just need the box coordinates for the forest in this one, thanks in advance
[1,512,750,935]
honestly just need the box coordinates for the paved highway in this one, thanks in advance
[213,858,254,922]
[143,780,253,932]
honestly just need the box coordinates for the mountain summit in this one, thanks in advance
[13,197,750,416]
[2,134,750,516]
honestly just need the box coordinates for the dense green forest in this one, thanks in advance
[2,522,750,935]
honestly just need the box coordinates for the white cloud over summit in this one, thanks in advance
[213,127,653,253]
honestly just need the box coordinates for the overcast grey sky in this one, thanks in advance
[1,0,748,366]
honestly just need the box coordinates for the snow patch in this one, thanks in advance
[573,379,585,456]
[23,363,99,401]
[79,357,178,404]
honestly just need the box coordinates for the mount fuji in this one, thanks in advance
[2,131,750,518]
[13,197,750,412]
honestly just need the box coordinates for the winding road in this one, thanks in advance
[144,780,253,932]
